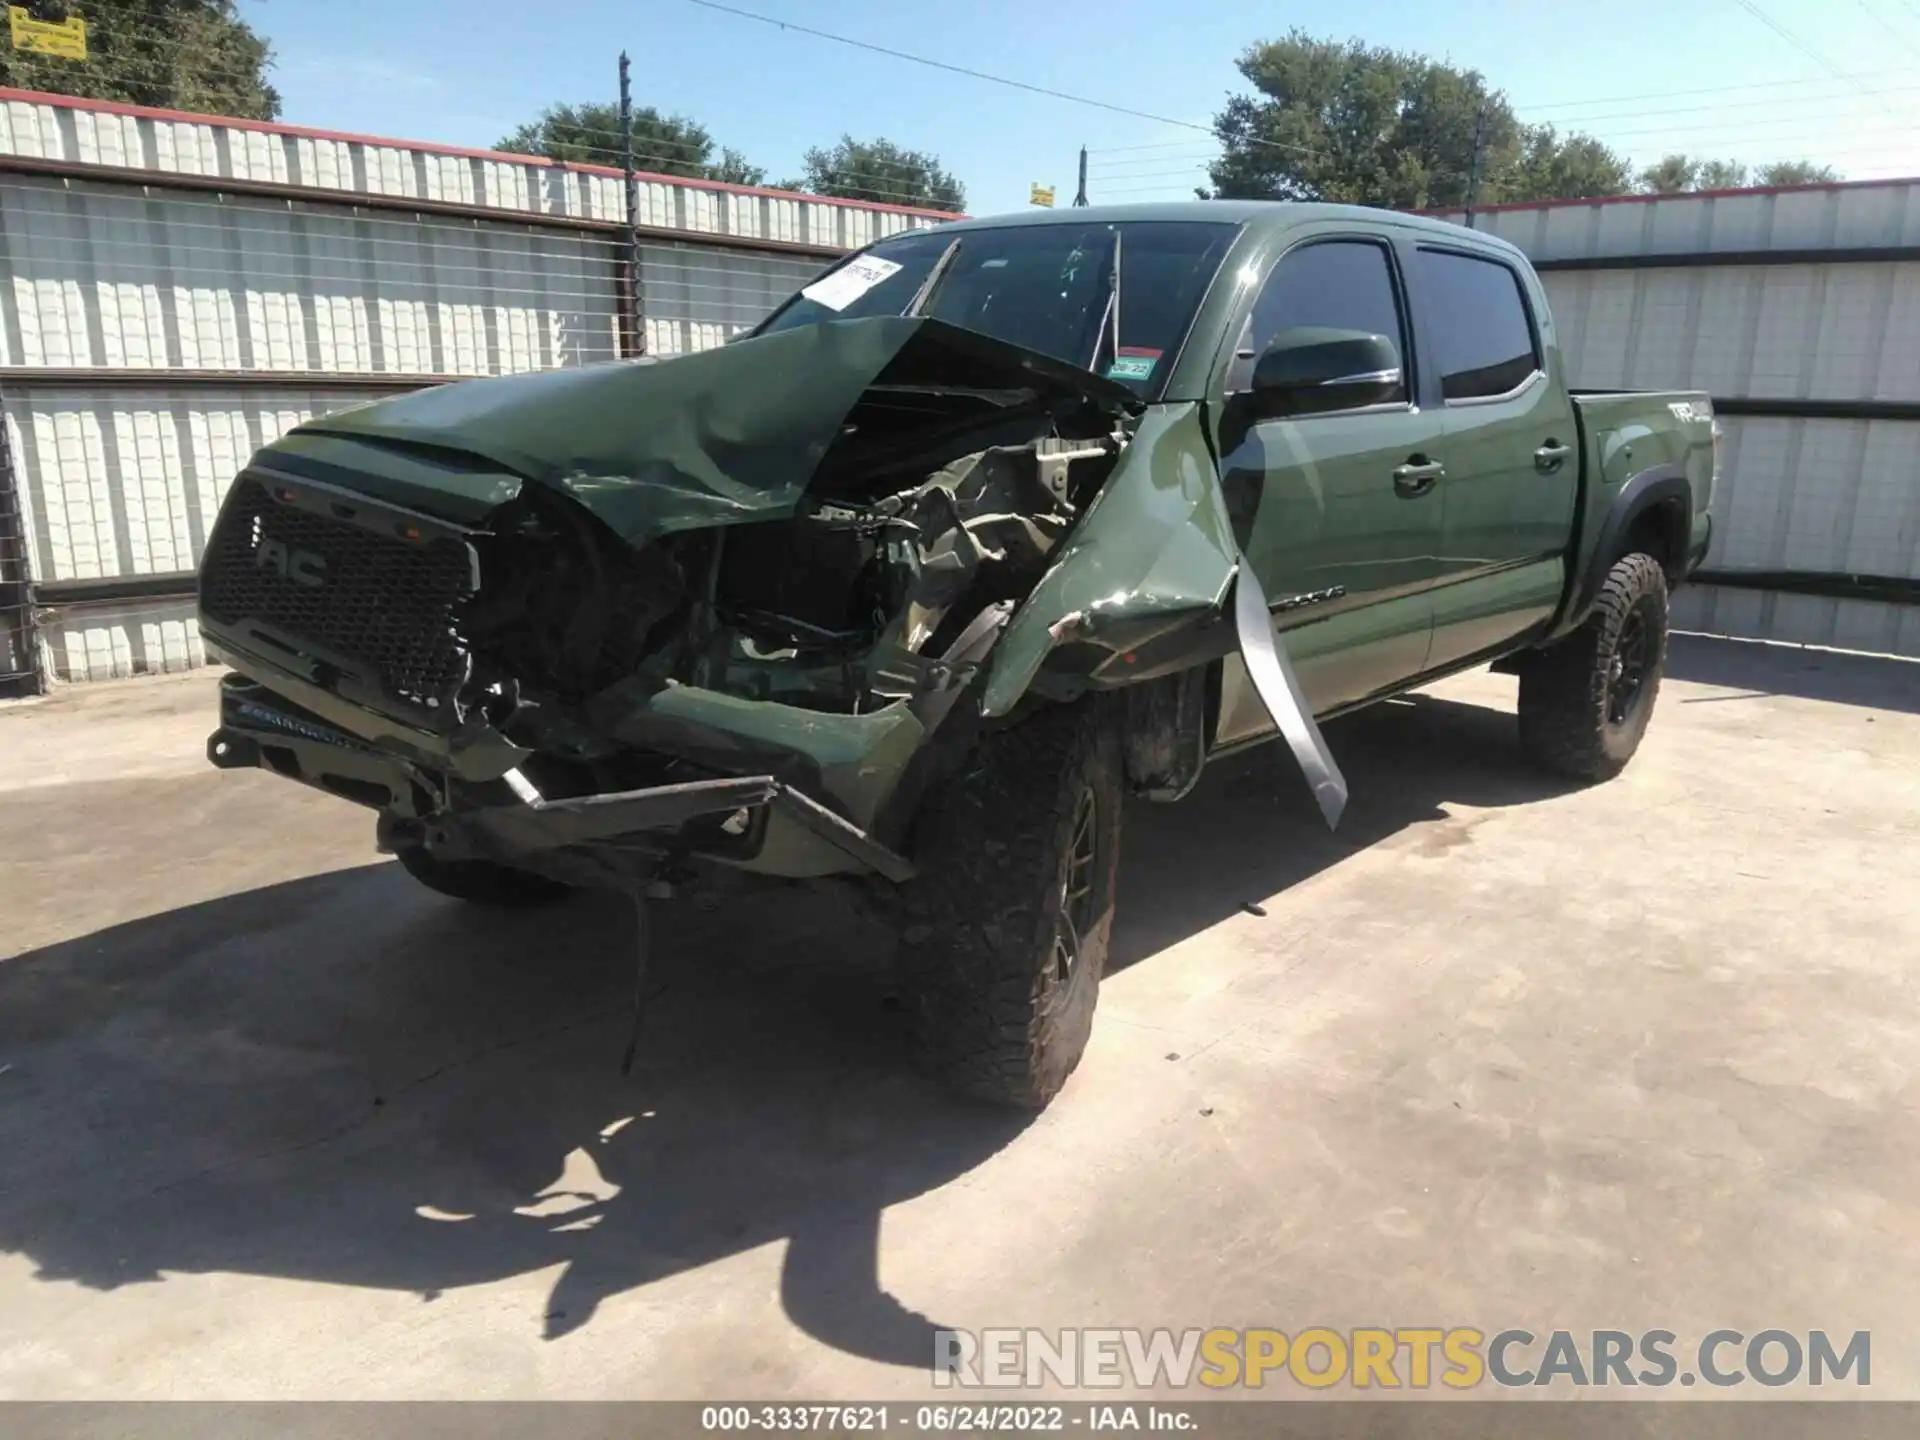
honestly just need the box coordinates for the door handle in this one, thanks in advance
[1392,456,1445,496]
[1535,440,1573,472]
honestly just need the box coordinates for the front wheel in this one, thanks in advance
[895,699,1124,1109]
[1517,551,1670,781]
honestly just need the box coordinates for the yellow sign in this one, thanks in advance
[7,6,87,59]
[1029,184,1056,208]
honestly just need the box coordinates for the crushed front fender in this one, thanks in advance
[980,403,1240,717]
[982,400,1346,829]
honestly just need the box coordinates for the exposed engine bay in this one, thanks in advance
[457,388,1129,755]
[195,314,1276,888]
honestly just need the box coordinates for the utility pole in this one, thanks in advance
[1072,145,1089,206]
[618,51,645,356]
[1464,100,1488,229]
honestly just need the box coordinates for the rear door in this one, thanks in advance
[1209,230,1446,746]
[1412,245,1580,670]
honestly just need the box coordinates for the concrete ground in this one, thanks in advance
[0,635,1917,1400]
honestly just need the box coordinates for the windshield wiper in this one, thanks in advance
[903,237,962,317]
[1084,227,1122,373]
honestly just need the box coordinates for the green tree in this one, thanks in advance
[1757,159,1840,186]
[0,0,279,119]
[1499,127,1634,203]
[496,102,764,183]
[709,146,767,187]
[1637,154,1702,194]
[1695,159,1751,190]
[1203,32,1633,208]
[1632,155,1839,194]
[798,135,965,212]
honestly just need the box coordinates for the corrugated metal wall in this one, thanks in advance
[1438,182,1920,658]
[0,89,949,689]
[0,177,624,375]
[1439,180,1920,262]
[0,91,938,251]
[7,384,351,679]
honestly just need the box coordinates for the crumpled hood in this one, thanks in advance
[290,316,1143,546]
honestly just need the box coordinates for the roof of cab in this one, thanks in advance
[926,199,1520,256]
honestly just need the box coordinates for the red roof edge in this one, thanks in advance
[0,86,966,221]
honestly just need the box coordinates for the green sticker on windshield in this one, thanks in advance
[1106,351,1158,382]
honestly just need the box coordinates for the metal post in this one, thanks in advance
[618,51,645,357]
[1464,101,1488,229]
[1073,146,1089,207]
[0,384,41,697]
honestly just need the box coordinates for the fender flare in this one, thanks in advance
[1563,464,1693,631]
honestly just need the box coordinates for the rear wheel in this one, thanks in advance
[1518,551,1670,781]
[393,844,575,907]
[895,699,1123,1109]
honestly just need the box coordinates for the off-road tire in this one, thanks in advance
[1518,551,1670,781]
[896,699,1124,1109]
[393,845,575,906]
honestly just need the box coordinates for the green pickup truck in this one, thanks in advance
[197,201,1716,1108]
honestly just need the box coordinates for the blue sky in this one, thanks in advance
[249,0,1920,215]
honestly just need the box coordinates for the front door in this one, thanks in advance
[1412,246,1580,670]
[1210,234,1445,747]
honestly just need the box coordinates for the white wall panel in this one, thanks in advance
[1542,263,1920,403]
[635,242,823,355]
[1434,179,1920,262]
[4,388,386,584]
[36,595,205,683]
[0,93,945,247]
[0,177,625,376]
[1453,182,1920,658]
[1668,415,1920,582]
[1673,587,1920,658]
[0,91,964,687]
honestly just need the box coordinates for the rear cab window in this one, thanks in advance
[1412,248,1542,401]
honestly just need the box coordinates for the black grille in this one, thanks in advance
[200,477,474,710]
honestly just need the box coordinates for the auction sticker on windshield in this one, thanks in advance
[1106,347,1161,382]
[801,255,905,312]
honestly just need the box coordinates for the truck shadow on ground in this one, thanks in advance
[0,686,1568,1367]
[1664,632,1920,715]
[1111,688,1569,972]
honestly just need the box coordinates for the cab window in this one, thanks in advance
[1228,239,1409,401]
[1413,248,1541,401]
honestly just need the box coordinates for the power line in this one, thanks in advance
[0,54,967,208]
[1086,165,1217,185]
[14,27,1902,209]
[1552,108,1920,144]
[676,0,1315,156]
[1087,144,1221,166]
[1516,64,1914,111]
[1086,157,1219,179]
[1085,138,1221,156]
[1851,0,1920,56]
[1518,79,1920,125]
[1724,0,1851,77]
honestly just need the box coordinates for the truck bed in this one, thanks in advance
[1560,388,1718,630]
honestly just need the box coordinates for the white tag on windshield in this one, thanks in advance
[800,255,905,312]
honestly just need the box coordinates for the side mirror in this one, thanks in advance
[1249,327,1403,418]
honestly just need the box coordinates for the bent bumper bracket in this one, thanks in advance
[444,774,918,884]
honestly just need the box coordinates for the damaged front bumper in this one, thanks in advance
[198,313,1352,898]
[206,675,916,884]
